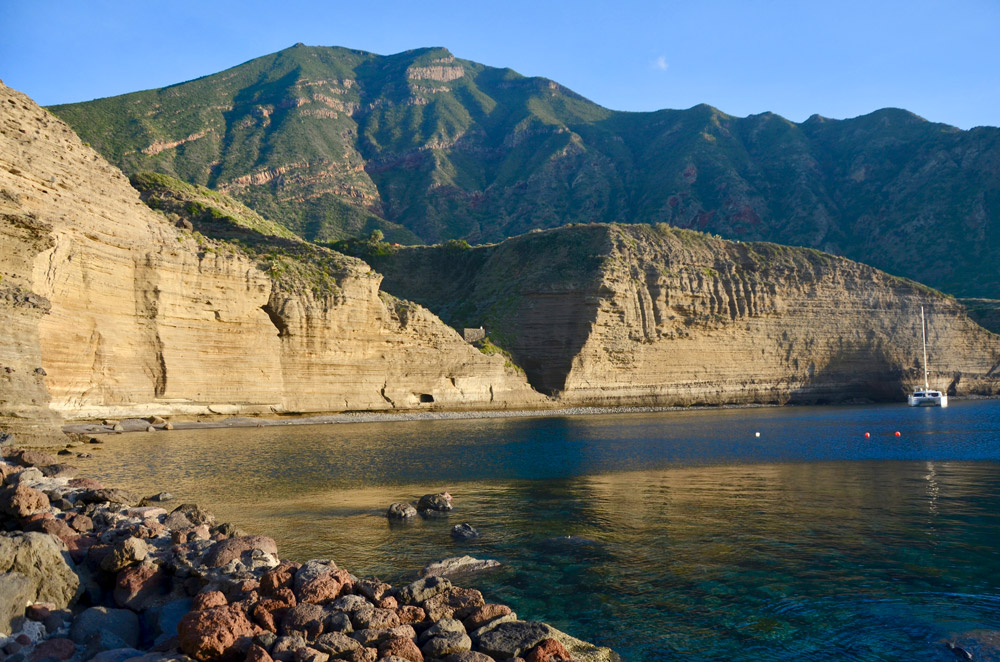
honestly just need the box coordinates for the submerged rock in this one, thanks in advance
[450,523,480,541]
[422,556,501,579]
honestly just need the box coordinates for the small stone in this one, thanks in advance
[418,618,465,644]
[416,493,452,515]
[280,603,324,639]
[114,562,170,610]
[246,644,274,662]
[463,604,513,632]
[396,607,426,626]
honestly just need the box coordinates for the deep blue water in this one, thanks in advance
[76,400,1000,661]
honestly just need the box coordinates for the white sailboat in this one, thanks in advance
[908,306,948,407]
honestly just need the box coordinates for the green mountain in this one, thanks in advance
[50,44,1000,298]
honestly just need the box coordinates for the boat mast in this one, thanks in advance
[921,305,929,391]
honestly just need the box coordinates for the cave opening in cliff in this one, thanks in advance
[419,393,434,403]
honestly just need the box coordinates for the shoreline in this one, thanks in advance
[0,447,619,662]
[62,396,996,436]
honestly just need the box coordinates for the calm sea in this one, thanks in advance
[74,400,1000,661]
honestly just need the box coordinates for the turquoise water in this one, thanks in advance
[75,400,1000,661]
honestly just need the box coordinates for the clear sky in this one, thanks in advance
[1,0,998,129]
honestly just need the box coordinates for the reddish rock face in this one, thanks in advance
[524,638,572,662]
[377,596,398,610]
[378,636,424,662]
[67,513,94,533]
[178,605,260,661]
[0,483,48,518]
[114,562,170,610]
[203,535,278,568]
[297,572,343,605]
[193,591,229,611]
[396,606,426,626]
[27,516,78,542]
[251,598,292,633]
[261,561,300,596]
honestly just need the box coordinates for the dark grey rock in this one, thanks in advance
[88,648,144,662]
[450,523,480,541]
[416,493,452,514]
[421,556,501,579]
[312,632,361,656]
[70,606,139,652]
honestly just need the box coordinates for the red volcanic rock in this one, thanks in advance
[297,573,342,605]
[203,535,278,567]
[245,644,274,662]
[178,605,259,661]
[0,484,48,518]
[251,598,292,633]
[377,596,398,610]
[115,562,170,610]
[524,638,572,662]
[65,534,97,563]
[280,603,325,639]
[378,636,423,662]
[27,516,78,542]
[193,591,229,611]
[261,561,301,596]
[462,604,512,631]
[396,606,426,626]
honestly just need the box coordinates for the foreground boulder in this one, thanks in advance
[0,531,80,609]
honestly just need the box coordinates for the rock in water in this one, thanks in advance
[417,492,453,516]
[421,556,501,579]
[386,502,417,520]
[450,523,480,540]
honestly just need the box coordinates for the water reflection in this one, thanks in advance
[73,400,1000,661]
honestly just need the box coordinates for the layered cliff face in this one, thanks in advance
[0,80,542,431]
[51,44,1000,298]
[372,224,1000,405]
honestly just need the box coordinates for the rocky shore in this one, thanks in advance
[0,443,618,662]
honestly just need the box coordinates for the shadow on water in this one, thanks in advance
[73,400,1000,661]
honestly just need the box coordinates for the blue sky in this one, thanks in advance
[1,0,997,129]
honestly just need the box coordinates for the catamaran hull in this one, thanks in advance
[908,394,948,407]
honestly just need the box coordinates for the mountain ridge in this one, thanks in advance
[49,44,1000,298]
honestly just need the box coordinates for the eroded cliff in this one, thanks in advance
[372,224,1000,405]
[0,81,542,431]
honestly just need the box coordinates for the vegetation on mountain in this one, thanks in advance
[130,171,356,296]
[51,44,1000,298]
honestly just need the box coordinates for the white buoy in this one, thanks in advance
[755,432,760,438]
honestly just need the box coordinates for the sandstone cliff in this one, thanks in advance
[0,81,543,434]
[372,224,1000,405]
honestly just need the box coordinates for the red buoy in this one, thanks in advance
[895,431,901,437]
[864,432,871,438]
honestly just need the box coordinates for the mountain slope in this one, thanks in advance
[50,44,1000,298]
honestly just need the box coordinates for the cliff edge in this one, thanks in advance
[0,80,543,437]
